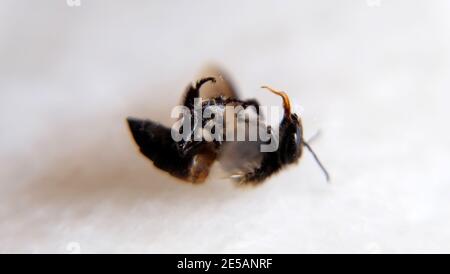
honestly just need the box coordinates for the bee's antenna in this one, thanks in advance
[261,86,292,117]
[302,140,330,183]
[306,129,322,144]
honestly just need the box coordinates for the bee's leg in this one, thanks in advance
[177,138,205,157]
[176,77,216,156]
[182,77,216,110]
[231,153,281,185]
[241,98,262,116]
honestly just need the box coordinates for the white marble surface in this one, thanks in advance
[1,0,450,253]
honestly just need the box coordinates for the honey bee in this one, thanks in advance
[127,70,329,184]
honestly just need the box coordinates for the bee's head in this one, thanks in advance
[262,86,303,164]
[279,112,303,164]
[262,86,330,181]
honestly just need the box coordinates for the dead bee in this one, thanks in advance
[127,71,329,184]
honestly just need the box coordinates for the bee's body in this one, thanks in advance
[127,71,328,184]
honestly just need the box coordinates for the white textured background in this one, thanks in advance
[1,0,450,253]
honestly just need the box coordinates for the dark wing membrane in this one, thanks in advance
[127,117,193,180]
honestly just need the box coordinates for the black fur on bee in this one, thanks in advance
[127,74,329,184]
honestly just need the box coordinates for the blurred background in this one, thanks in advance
[1,0,450,253]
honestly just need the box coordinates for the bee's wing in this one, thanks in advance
[127,117,193,179]
[217,107,265,180]
[219,140,263,175]
[195,65,239,99]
